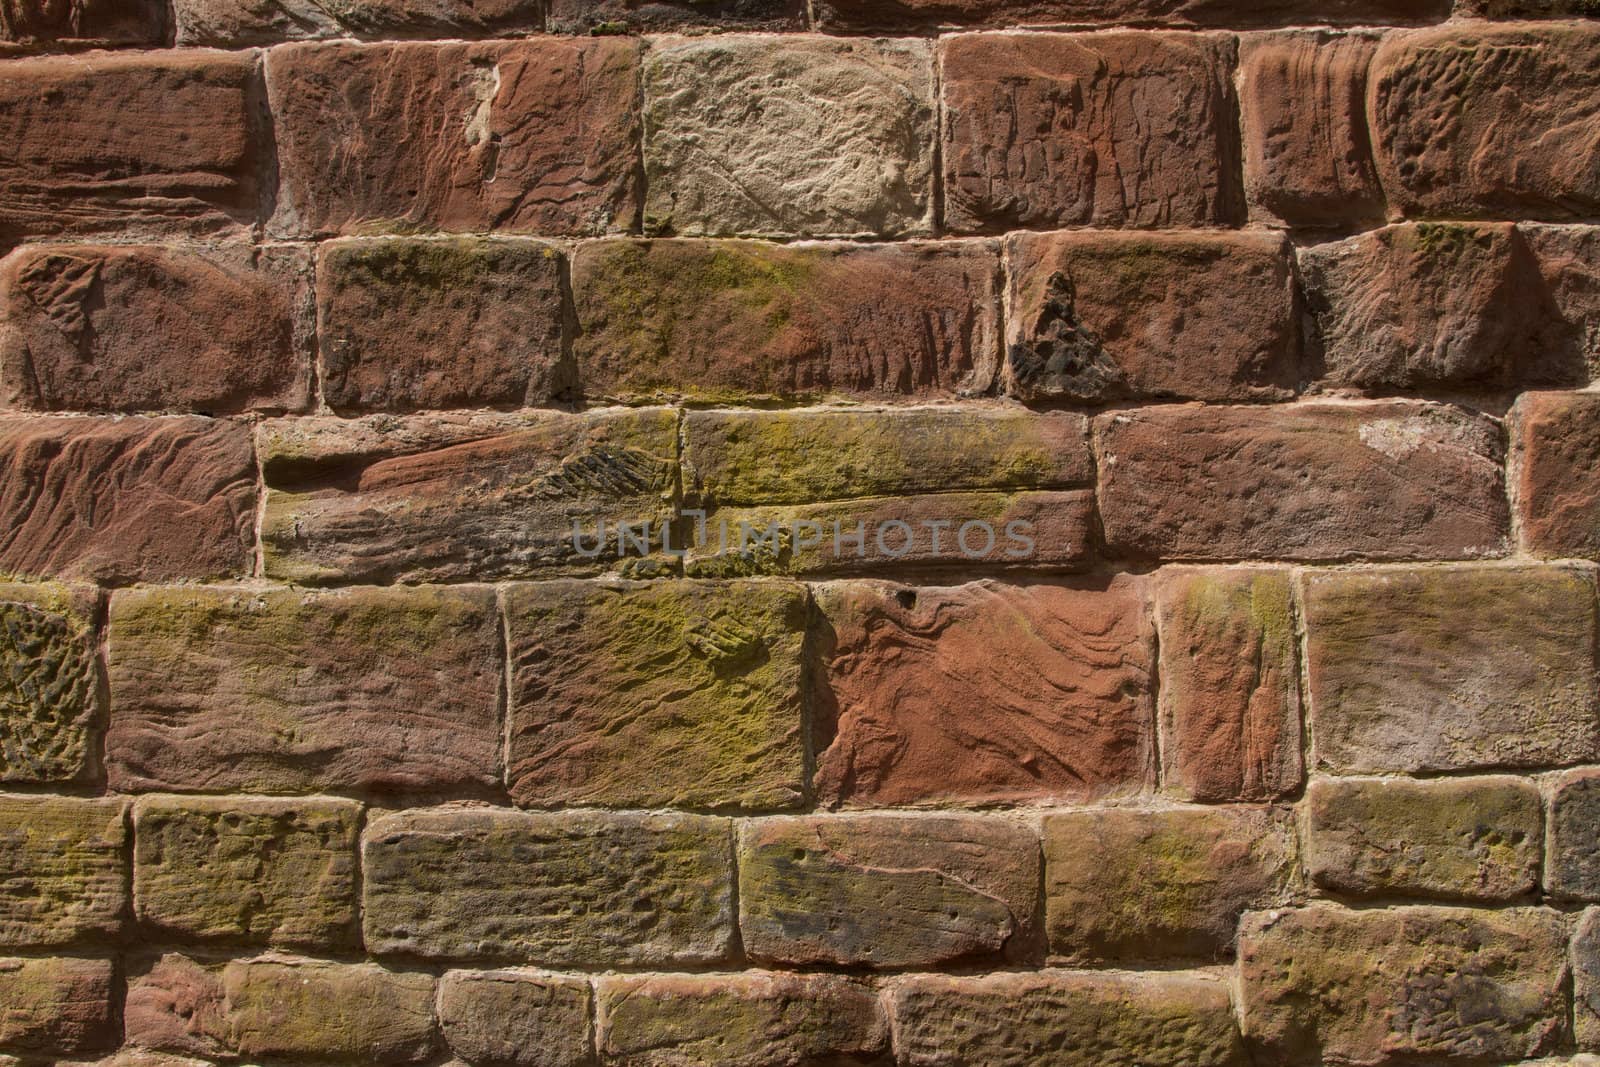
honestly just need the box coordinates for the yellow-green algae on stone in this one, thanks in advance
[0,582,98,785]
[0,795,126,948]
[438,969,592,1067]
[0,956,114,1056]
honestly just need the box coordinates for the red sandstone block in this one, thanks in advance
[816,0,1444,31]
[941,32,1241,233]
[266,38,640,238]
[0,415,256,583]
[0,243,311,414]
[812,578,1154,807]
[439,970,592,1067]
[173,0,541,44]
[0,51,262,245]
[1238,30,1385,229]
[1,0,167,46]
[1093,401,1509,561]
[550,0,805,32]
[0,957,116,1056]
[1511,391,1600,559]
[1005,230,1298,403]
[1370,23,1600,220]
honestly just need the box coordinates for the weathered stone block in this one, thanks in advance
[1370,24,1600,219]
[1574,908,1600,1049]
[572,238,999,402]
[1155,568,1301,803]
[106,585,502,795]
[438,970,591,1067]
[817,0,1445,30]
[1,0,167,45]
[506,580,806,811]
[174,0,542,44]
[643,37,934,238]
[888,969,1246,1067]
[1511,391,1600,559]
[1548,770,1600,901]
[1302,564,1598,773]
[1306,776,1543,901]
[1044,807,1291,964]
[1094,402,1509,561]
[0,416,256,583]
[317,237,569,413]
[125,954,437,1062]
[0,243,311,414]
[267,38,640,237]
[1239,905,1570,1064]
[0,52,261,244]
[549,0,804,32]
[1239,31,1385,228]
[1301,222,1580,391]
[1522,224,1600,376]
[133,795,361,949]
[596,972,887,1067]
[0,582,98,785]
[942,32,1241,233]
[1005,230,1297,403]
[738,814,1040,968]
[0,957,115,1056]
[363,808,733,966]
[812,579,1153,807]
[0,796,125,948]
[259,408,679,583]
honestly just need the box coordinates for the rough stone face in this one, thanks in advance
[506,580,807,811]
[1044,807,1291,964]
[1094,401,1509,561]
[0,582,98,786]
[888,969,1246,1067]
[267,38,640,237]
[1574,908,1600,1049]
[259,408,679,583]
[106,585,502,795]
[0,957,116,1056]
[572,238,1000,402]
[812,579,1153,807]
[1547,770,1600,901]
[549,0,804,32]
[1370,24,1600,220]
[942,32,1241,233]
[132,795,361,950]
[317,237,569,413]
[0,416,255,584]
[738,814,1041,968]
[0,244,311,415]
[1155,568,1301,803]
[363,808,733,966]
[1238,905,1571,1064]
[1302,564,1598,773]
[1301,223,1581,391]
[0,52,261,244]
[438,970,592,1067]
[817,0,1445,30]
[1522,224,1600,376]
[685,408,1091,507]
[125,954,437,1062]
[1004,230,1297,403]
[0,796,125,948]
[1306,776,1544,901]
[1238,31,1385,228]
[595,972,887,1067]
[0,0,167,45]
[642,37,935,238]
[173,0,542,44]
[1511,392,1600,559]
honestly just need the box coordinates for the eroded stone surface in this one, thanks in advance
[1302,564,1598,773]
[0,582,98,786]
[0,244,311,414]
[1548,770,1600,901]
[1370,24,1600,219]
[549,0,804,32]
[572,238,999,402]
[1523,224,1600,377]
[0,796,125,948]
[438,970,592,1067]
[506,579,806,811]
[1574,908,1600,1049]
[596,972,887,1067]
[106,585,502,795]
[363,808,733,966]
[1239,905,1571,1064]
[817,0,1445,30]
[1005,230,1297,403]
[133,795,361,949]
[1,0,167,45]
[260,408,679,583]
[0,957,115,1057]
[0,416,256,584]
[1512,391,1600,559]
[812,579,1153,807]
[738,814,1040,968]
[942,32,1241,233]
[643,37,935,238]
[317,237,569,413]
[889,969,1246,1067]
[1094,402,1509,561]
[174,0,542,44]
[267,38,640,237]
[1306,776,1543,901]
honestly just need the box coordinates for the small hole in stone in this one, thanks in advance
[895,590,916,610]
